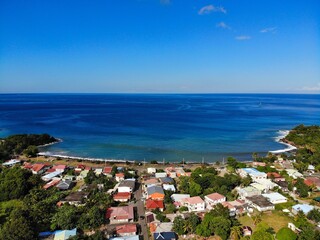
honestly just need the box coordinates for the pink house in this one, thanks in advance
[106,206,134,224]
[204,193,226,209]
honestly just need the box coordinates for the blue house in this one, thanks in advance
[153,232,177,240]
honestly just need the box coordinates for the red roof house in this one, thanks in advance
[106,206,134,224]
[146,199,164,212]
[103,166,113,177]
[113,192,131,202]
[116,224,137,236]
[31,163,47,174]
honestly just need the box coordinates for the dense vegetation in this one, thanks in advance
[285,125,320,165]
[0,133,57,161]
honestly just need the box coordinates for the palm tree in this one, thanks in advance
[252,213,262,226]
[230,226,243,240]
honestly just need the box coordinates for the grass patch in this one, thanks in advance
[238,211,293,232]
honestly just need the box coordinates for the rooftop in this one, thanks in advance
[116,224,137,234]
[241,168,266,176]
[183,196,204,205]
[246,195,274,208]
[106,206,134,220]
[205,192,225,201]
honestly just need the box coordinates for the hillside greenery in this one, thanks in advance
[0,133,57,161]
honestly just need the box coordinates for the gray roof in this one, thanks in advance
[119,180,136,189]
[56,179,74,190]
[246,195,274,208]
[147,185,164,195]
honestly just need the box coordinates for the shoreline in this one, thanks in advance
[269,130,297,154]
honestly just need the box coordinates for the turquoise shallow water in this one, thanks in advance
[0,94,319,162]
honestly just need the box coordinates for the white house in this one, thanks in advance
[246,195,275,212]
[181,196,206,212]
[286,169,303,179]
[147,168,156,174]
[237,186,261,199]
[163,184,176,192]
[254,179,277,191]
[238,168,267,180]
[118,180,136,193]
[171,194,190,207]
[155,172,167,178]
[204,193,226,209]
[262,192,287,204]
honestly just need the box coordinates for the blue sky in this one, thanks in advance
[0,0,319,93]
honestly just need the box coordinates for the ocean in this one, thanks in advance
[0,93,319,162]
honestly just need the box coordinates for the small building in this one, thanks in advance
[54,228,77,240]
[153,232,177,240]
[307,165,315,173]
[43,178,61,190]
[304,177,320,191]
[103,166,113,177]
[60,191,88,206]
[106,206,134,224]
[276,181,289,192]
[267,172,285,182]
[147,168,157,174]
[163,184,176,192]
[171,194,190,207]
[181,196,205,212]
[2,159,21,167]
[94,168,103,176]
[222,202,237,216]
[56,179,74,191]
[204,193,226,209]
[31,163,48,175]
[118,180,136,193]
[238,168,267,180]
[286,169,303,179]
[113,192,131,202]
[146,199,164,212]
[237,186,261,199]
[144,178,161,188]
[262,192,287,204]
[42,171,62,182]
[246,195,274,212]
[110,235,139,240]
[292,204,314,215]
[155,172,167,178]
[242,226,252,237]
[116,173,125,182]
[52,164,67,173]
[147,186,165,200]
[116,224,137,237]
[159,177,174,185]
[254,178,277,191]
[76,170,89,181]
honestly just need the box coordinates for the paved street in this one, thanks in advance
[134,180,149,240]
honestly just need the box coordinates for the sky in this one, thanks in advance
[0,0,319,93]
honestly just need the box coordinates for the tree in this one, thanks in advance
[184,213,199,234]
[295,178,309,198]
[252,213,262,226]
[210,203,230,219]
[23,145,39,157]
[307,209,320,222]
[173,216,185,235]
[298,223,316,240]
[51,205,80,230]
[0,209,37,240]
[178,176,190,193]
[276,227,297,240]
[230,226,243,240]
[189,182,202,197]
[210,216,232,240]
[78,206,105,229]
[251,230,274,240]
[164,203,176,214]
[227,157,238,169]
[84,170,97,184]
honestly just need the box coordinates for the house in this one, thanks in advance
[267,172,285,182]
[238,168,267,180]
[106,206,134,224]
[171,194,190,207]
[74,164,86,173]
[246,195,275,212]
[276,181,289,192]
[204,193,226,209]
[76,170,89,181]
[159,177,174,185]
[2,159,21,167]
[43,178,61,190]
[155,172,167,178]
[31,163,48,174]
[254,178,277,191]
[252,162,266,167]
[42,171,62,182]
[147,186,165,200]
[151,222,174,233]
[304,177,320,191]
[94,168,103,176]
[237,186,261,199]
[286,169,303,179]
[60,191,88,206]
[116,173,125,182]
[54,228,77,240]
[307,165,315,174]
[292,204,314,215]
[113,192,131,202]
[103,166,113,177]
[110,235,139,240]
[153,232,177,240]
[146,199,164,212]
[181,196,206,212]
[144,178,161,189]
[147,168,157,174]
[262,192,287,204]
[222,202,237,216]
[163,184,176,192]
[165,167,177,178]
[116,224,137,237]
[118,180,136,193]
[228,199,249,215]
[56,179,74,191]
[52,165,67,173]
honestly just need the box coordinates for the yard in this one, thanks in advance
[238,211,293,232]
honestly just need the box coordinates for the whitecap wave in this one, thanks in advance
[269,130,297,154]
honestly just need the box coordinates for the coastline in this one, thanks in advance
[269,130,297,154]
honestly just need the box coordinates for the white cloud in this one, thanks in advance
[235,35,251,40]
[216,22,231,29]
[260,27,277,33]
[301,83,320,91]
[198,5,226,15]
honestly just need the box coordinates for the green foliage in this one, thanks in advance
[250,230,274,240]
[78,206,105,230]
[173,216,185,235]
[51,204,80,230]
[0,133,57,161]
[276,227,297,240]
[0,167,41,201]
[0,209,37,240]
[23,145,39,157]
[164,190,174,204]
[295,178,309,198]
[164,203,176,214]
[307,209,320,222]
[189,182,202,197]
[179,206,188,212]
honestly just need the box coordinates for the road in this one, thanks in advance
[134,180,149,240]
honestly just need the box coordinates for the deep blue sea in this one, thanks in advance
[0,94,319,162]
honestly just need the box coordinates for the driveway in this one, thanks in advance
[134,180,149,240]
